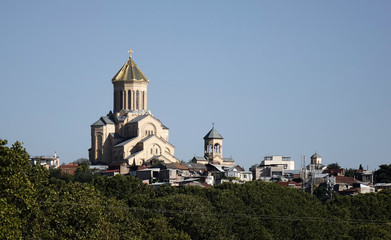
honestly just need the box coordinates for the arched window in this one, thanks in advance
[119,91,123,109]
[142,91,145,110]
[97,135,103,158]
[128,90,132,109]
[136,91,139,110]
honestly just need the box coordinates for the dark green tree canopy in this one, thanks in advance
[327,162,341,170]
[374,164,391,183]
[2,138,391,239]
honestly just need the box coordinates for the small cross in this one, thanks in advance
[212,122,215,127]
[128,48,133,57]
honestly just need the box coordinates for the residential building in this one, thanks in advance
[226,165,253,182]
[251,155,295,181]
[332,176,358,192]
[59,163,78,175]
[355,170,374,183]
[262,156,295,170]
[30,153,60,169]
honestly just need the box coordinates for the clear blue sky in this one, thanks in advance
[1,1,390,170]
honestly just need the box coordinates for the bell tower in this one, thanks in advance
[204,125,223,161]
[112,49,149,113]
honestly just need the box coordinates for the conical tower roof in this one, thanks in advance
[203,127,223,139]
[311,153,321,159]
[112,56,149,83]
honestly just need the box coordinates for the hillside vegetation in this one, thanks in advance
[1,139,391,239]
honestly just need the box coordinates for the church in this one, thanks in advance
[191,126,235,166]
[89,50,180,167]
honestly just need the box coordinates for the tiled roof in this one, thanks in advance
[166,163,189,170]
[277,181,300,186]
[335,176,357,184]
[59,163,78,169]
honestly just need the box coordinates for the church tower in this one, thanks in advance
[89,49,179,167]
[310,153,322,165]
[190,125,234,166]
[112,49,149,113]
[204,126,223,161]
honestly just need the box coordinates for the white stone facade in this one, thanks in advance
[89,54,179,166]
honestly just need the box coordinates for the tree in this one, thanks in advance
[0,139,46,239]
[345,168,356,177]
[374,164,391,183]
[359,164,364,170]
[327,162,341,170]
[74,162,93,183]
[73,158,90,165]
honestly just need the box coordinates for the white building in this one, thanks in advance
[30,153,60,169]
[251,156,295,180]
[262,156,295,170]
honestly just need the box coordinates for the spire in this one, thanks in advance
[203,126,223,139]
[112,50,149,83]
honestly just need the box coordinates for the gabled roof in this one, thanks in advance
[129,114,170,130]
[203,127,223,139]
[91,116,115,127]
[335,176,357,184]
[112,57,149,83]
[192,156,207,161]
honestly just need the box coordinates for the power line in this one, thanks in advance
[36,201,391,225]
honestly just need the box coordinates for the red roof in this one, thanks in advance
[59,163,78,169]
[168,163,189,170]
[335,176,357,184]
[277,181,300,186]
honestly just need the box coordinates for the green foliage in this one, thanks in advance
[0,139,40,239]
[359,164,364,170]
[2,138,391,239]
[314,183,330,203]
[345,168,356,177]
[74,162,93,183]
[327,162,341,170]
[375,164,391,183]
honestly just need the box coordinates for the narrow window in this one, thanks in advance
[128,90,132,109]
[136,91,139,110]
[142,91,145,110]
[119,91,123,109]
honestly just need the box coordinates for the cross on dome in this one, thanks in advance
[128,48,133,57]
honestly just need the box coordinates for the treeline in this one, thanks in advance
[1,139,391,239]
